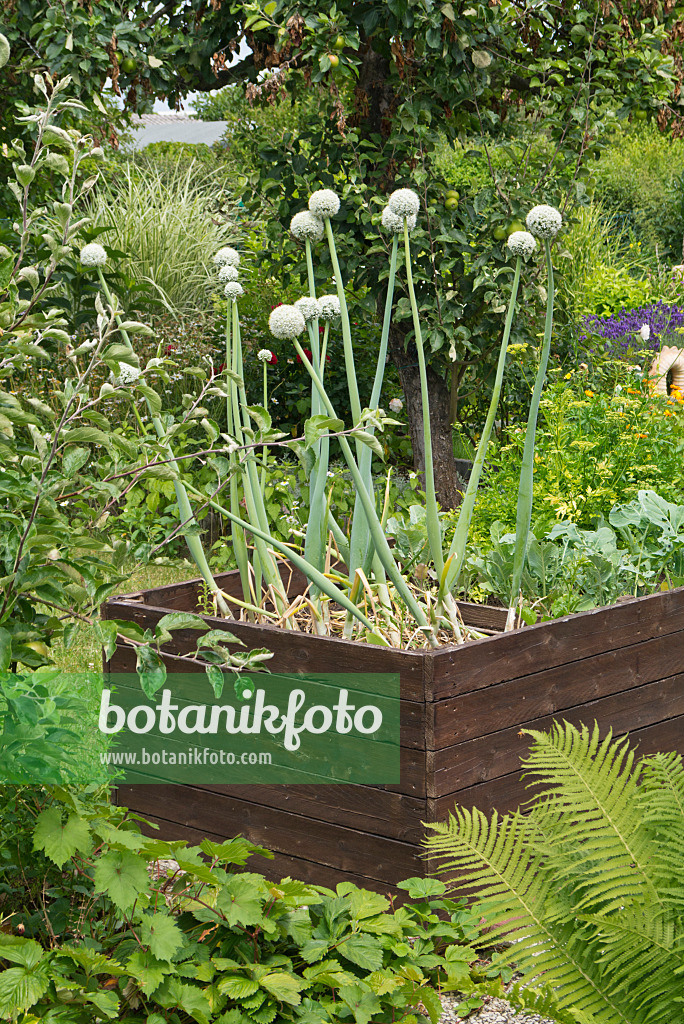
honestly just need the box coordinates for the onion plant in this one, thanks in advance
[82,184,562,648]
[505,206,563,631]
[211,189,563,646]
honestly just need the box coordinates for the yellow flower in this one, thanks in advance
[664,410,673,417]
[627,388,640,394]
[635,433,648,438]
[584,389,595,397]
[564,372,573,379]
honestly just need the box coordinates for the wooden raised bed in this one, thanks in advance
[103,568,684,893]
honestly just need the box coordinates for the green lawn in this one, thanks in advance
[51,560,201,674]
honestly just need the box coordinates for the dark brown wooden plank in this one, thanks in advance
[104,600,427,703]
[197,784,427,844]
[105,644,427,750]
[128,810,414,897]
[429,715,684,821]
[117,783,422,882]
[430,585,684,700]
[430,631,684,748]
[429,676,684,795]
[456,602,507,631]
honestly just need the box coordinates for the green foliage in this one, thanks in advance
[0,787,498,1022]
[555,203,672,324]
[459,486,684,620]
[426,721,684,1024]
[0,669,111,785]
[194,77,320,182]
[593,122,684,260]
[88,157,239,316]
[463,364,684,542]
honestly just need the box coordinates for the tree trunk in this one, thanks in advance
[388,325,462,509]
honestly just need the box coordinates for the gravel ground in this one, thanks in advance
[439,994,557,1024]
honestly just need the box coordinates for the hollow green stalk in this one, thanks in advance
[226,306,251,605]
[349,233,399,579]
[303,238,330,590]
[231,301,290,618]
[184,485,384,639]
[97,267,230,617]
[260,356,268,491]
[323,216,373,584]
[506,239,555,630]
[403,220,443,578]
[293,337,437,644]
[442,254,524,596]
[324,218,361,426]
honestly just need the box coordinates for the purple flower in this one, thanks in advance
[580,302,684,360]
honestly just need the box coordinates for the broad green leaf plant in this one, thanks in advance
[0,785,507,1021]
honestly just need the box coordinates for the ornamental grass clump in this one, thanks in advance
[207,185,563,647]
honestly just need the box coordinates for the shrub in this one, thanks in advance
[593,121,684,260]
[0,788,503,1021]
[425,721,684,1024]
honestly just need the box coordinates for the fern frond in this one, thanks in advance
[521,722,664,915]
[426,721,684,1024]
[426,806,635,1023]
[506,980,578,1024]
[577,909,684,1024]
[639,751,684,912]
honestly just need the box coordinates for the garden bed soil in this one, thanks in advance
[103,566,684,894]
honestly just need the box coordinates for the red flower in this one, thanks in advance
[268,352,278,365]
[296,349,313,363]
[212,361,226,378]
[166,344,176,353]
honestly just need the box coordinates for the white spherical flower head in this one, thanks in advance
[389,397,404,413]
[295,296,321,321]
[526,205,562,239]
[639,324,651,342]
[506,230,538,260]
[224,281,244,300]
[318,294,341,322]
[269,304,306,340]
[308,189,340,219]
[80,242,107,267]
[290,210,325,242]
[218,264,239,283]
[112,363,141,387]
[257,348,274,362]
[214,246,240,267]
[388,188,420,219]
[382,206,416,234]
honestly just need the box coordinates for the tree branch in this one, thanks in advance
[189,53,257,93]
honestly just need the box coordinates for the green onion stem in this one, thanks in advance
[443,255,523,595]
[403,221,443,578]
[506,238,555,630]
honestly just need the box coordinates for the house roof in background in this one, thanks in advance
[128,113,227,148]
